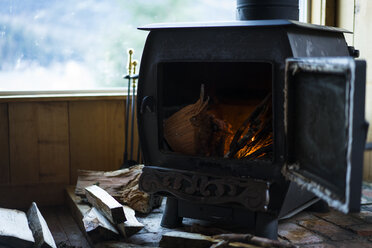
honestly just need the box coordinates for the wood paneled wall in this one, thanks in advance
[0,97,140,208]
[0,103,10,185]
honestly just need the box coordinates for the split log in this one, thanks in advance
[66,186,143,247]
[160,231,215,248]
[164,84,232,157]
[117,206,144,238]
[212,234,295,248]
[82,207,120,243]
[186,224,228,236]
[0,207,35,248]
[160,231,294,248]
[121,175,159,214]
[163,84,210,155]
[95,241,154,248]
[85,185,126,224]
[65,186,92,239]
[76,164,161,214]
[27,202,57,248]
[191,110,232,157]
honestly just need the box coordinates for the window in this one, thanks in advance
[0,0,235,91]
[0,1,308,92]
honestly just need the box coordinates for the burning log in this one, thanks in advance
[163,84,209,155]
[164,84,232,157]
[163,84,273,160]
[226,93,272,159]
[192,110,232,157]
[244,144,273,160]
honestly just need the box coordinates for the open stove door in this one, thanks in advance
[283,57,367,213]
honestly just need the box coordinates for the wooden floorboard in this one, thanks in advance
[40,206,91,248]
[56,206,91,248]
[41,207,71,246]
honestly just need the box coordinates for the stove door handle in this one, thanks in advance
[140,96,155,114]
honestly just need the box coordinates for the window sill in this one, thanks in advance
[0,88,130,102]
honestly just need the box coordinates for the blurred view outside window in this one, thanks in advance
[0,0,235,91]
[0,0,306,91]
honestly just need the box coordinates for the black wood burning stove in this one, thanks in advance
[137,0,369,239]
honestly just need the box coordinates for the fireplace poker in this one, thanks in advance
[130,60,138,162]
[121,49,139,168]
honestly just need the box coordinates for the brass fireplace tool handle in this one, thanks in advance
[121,49,140,168]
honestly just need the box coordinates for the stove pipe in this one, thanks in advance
[236,0,299,21]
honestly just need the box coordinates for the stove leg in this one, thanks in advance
[255,213,278,240]
[161,197,183,228]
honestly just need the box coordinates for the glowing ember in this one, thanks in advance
[209,94,273,160]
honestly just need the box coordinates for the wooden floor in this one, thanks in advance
[40,206,91,248]
[37,182,372,248]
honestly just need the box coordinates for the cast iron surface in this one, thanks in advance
[138,20,351,33]
[236,0,299,21]
[139,166,270,212]
[284,57,367,213]
[137,21,350,215]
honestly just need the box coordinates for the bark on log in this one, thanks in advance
[164,84,209,155]
[27,202,57,248]
[76,164,161,214]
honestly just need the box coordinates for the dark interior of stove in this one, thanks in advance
[158,61,274,161]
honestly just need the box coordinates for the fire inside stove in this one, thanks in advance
[160,61,273,161]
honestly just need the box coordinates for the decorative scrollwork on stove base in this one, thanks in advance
[139,166,270,212]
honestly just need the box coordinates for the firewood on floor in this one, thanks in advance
[85,185,126,224]
[65,186,92,238]
[212,234,295,248]
[117,206,144,238]
[27,202,57,248]
[75,164,161,214]
[94,241,155,248]
[160,231,295,248]
[0,207,35,248]
[66,186,143,245]
[82,207,120,243]
[160,231,215,248]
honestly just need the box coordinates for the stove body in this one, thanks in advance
[137,2,367,240]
